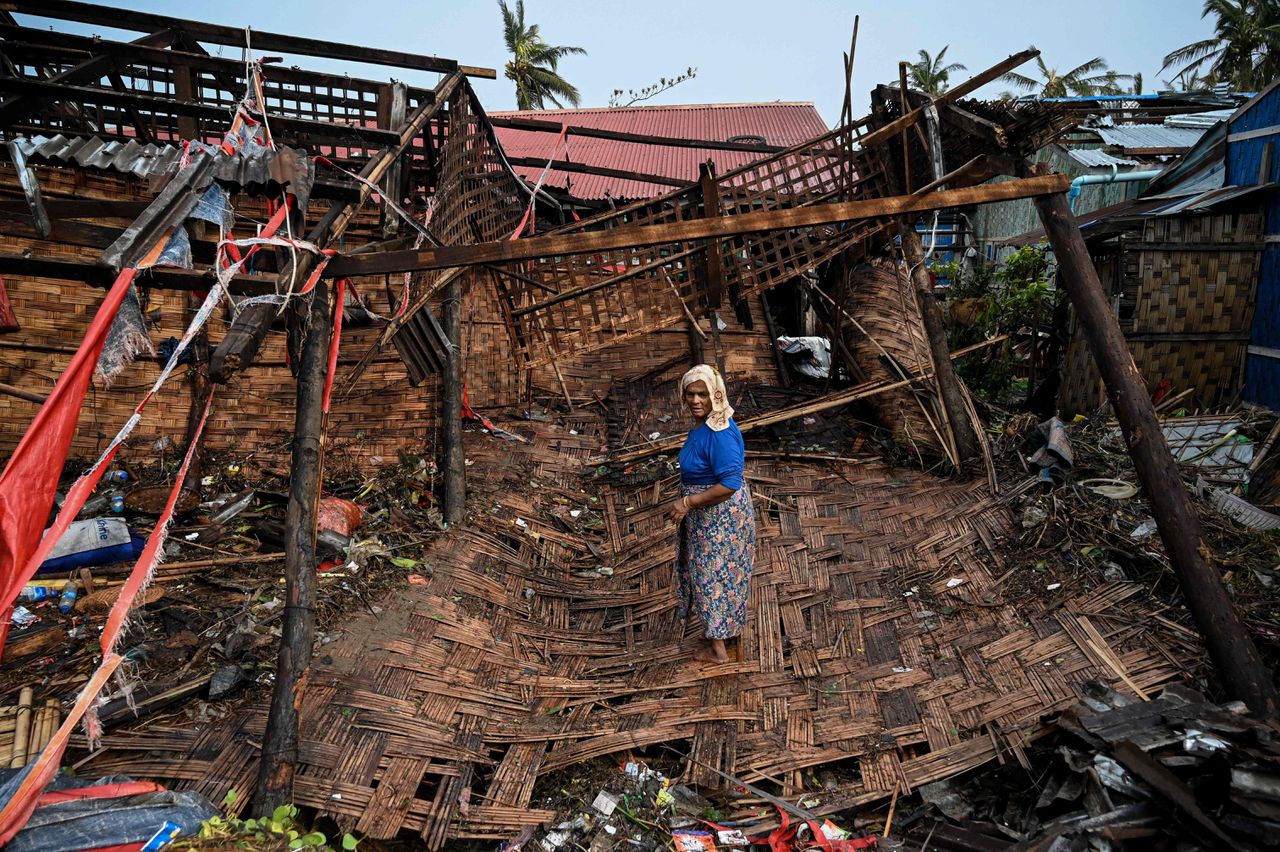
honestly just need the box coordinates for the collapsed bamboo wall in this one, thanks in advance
[0,166,778,469]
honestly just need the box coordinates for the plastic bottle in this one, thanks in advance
[58,579,78,614]
[110,493,125,514]
[105,469,128,485]
[18,585,55,603]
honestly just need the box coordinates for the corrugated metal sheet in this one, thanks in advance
[11,134,314,201]
[1166,111,1233,129]
[491,102,829,200]
[1066,149,1142,168]
[1095,123,1207,150]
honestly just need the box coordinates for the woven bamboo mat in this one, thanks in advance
[79,409,1186,845]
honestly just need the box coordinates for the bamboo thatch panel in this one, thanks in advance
[843,260,946,455]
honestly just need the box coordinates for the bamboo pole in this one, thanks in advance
[1033,190,1278,716]
[10,688,32,768]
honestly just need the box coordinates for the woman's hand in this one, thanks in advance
[668,496,690,524]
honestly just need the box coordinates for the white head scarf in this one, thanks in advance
[680,364,735,432]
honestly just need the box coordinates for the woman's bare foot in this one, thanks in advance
[691,638,731,663]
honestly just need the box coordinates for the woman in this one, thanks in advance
[667,365,756,663]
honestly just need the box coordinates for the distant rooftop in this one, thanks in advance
[490,102,828,201]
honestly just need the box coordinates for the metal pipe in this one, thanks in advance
[1068,166,1162,212]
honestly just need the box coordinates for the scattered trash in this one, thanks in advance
[38,517,144,573]
[672,830,717,852]
[1081,478,1138,500]
[591,789,619,816]
[1129,518,1157,539]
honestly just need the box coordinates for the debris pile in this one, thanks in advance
[1025,682,1280,850]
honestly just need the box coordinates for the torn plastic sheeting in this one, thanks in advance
[151,226,192,270]
[95,285,154,384]
[3,787,216,852]
[776,336,831,380]
[191,183,234,229]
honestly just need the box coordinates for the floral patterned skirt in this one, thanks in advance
[676,483,756,640]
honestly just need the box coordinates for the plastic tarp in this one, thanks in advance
[0,770,216,852]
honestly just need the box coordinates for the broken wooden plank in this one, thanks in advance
[324,173,1071,279]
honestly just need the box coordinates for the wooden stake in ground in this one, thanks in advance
[1033,190,1278,716]
[442,275,466,524]
[254,278,335,814]
[897,222,981,468]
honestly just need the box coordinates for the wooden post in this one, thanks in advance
[379,82,408,240]
[699,162,725,309]
[758,293,789,388]
[897,222,981,466]
[254,279,334,814]
[687,319,704,367]
[1033,191,1278,716]
[180,290,210,492]
[441,275,465,524]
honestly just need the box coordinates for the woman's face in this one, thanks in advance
[684,379,711,421]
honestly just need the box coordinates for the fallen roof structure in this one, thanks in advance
[0,4,1275,848]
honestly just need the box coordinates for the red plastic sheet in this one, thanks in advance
[0,267,136,656]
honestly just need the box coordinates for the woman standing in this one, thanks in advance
[667,365,756,663]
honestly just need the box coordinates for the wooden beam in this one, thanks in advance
[324,173,1071,279]
[1032,189,1278,716]
[489,115,787,154]
[0,77,402,146]
[939,103,1008,149]
[611,336,1005,465]
[503,156,691,189]
[6,140,49,239]
[0,251,275,293]
[209,72,462,383]
[699,161,725,308]
[0,26,176,125]
[897,222,980,466]
[0,24,439,101]
[4,0,495,78]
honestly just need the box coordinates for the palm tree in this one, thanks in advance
[1097,70,1143,95]
[1002,52,1133,98]
[499,0,587,110]
[908,46,967,95]
[1161,0,1280,91]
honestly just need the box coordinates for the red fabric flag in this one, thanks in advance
[0,268,135,654]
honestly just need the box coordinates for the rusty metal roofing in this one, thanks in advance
[491,102,829,200]
[11,134,314,202]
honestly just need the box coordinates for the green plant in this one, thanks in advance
[942,246,1059,403]
[176,796,359,851]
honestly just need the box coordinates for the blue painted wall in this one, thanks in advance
[1232,85,1280,408]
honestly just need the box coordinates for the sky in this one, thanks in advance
[21,1,1221,126]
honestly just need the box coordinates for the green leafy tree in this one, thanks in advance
[908,46,967,95]
[499,0,587,110]
[1002,51,1133,97]
[1161,0,1280,91]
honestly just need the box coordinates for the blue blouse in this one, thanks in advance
[678,420,745,490]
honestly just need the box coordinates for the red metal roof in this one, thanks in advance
[491,102,829,201]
